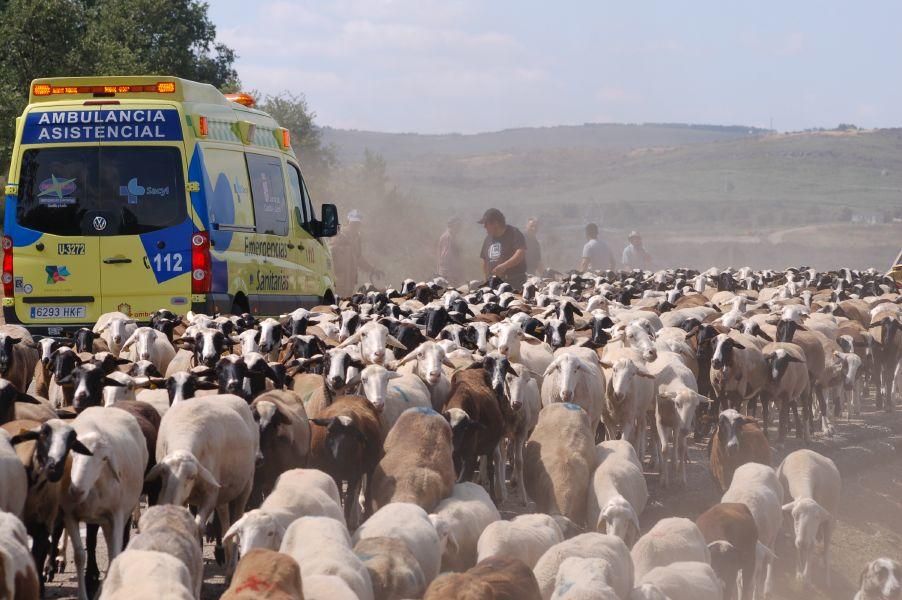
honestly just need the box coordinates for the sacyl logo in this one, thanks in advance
[119,177,169,204]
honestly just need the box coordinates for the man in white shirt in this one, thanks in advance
[621,230,652,270]
[578,222,616,272]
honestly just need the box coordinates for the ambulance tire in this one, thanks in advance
[231,294,249,317]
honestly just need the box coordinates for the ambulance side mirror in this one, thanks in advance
[319,203,339,238]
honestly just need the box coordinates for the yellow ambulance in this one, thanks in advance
[2,76,338,335]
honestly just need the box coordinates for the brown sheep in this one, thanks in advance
[309,394,383,527]
[525,402,596,528]
[249,389,311,507]
[424,556,542,600]
[696,502,759,600]
[443,368,505,502]
[221,548,304,600]
[370,406,455,513]
[708,409,772,492]
[354,536,427,600]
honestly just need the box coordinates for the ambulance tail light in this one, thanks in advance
[191,231,212,294]
[2,236,13,298]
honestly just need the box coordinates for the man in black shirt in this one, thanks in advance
[478,208,527,289]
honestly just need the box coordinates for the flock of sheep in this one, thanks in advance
[0,265,900,600]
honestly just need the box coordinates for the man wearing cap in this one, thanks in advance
[437,217,463,284]
[621,230,652,271]
[579,222,616,272]
[478,208,527,289]
[329,209,383,297]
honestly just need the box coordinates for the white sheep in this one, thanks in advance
[596,439,642,469]
[491,321,554,384]
[631,561,724,600]
[586,456,648,548]
[0,510,39,599]
[600,349,656,463]
[631,517,710,580]
[146,394,258,575]
[777,449,841,587]
[533,532,634,600]
[505,362,541,505]
[476,513,564,569]
[93,312,137,357]
[58,407,148,600]
[542,351,606,433]
[721,463,783,599]
[125,505,203,599]
[224,468,344,558]
[359,364,432,436]
[551,556,620,600]
[352,501,443,584]
[121,327,176,374]
[280,515,374,600]
[99,549,194,600]
[429,482,501,572]
[337,320,406,366]
[396,340,455,410]
[0,431,26,518]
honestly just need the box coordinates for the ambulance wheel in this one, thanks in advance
[230,294,249,316]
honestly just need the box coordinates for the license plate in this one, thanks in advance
[29,306,86,319]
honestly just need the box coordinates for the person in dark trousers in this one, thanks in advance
[478,208,527,289]
[579,222,616,272]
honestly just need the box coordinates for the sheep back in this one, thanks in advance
[370,407,454,512]
[222,548,304,600]
[526,403,596,526]
[533,533,633,600]
[354,536,426,600]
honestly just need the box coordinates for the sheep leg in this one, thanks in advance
[85,523,100,599]
[214,503,234,579]
[47,520,67,580]
[823,520,834,587]
[760,395,770,438]
[740,552,755,600]
[344,475,363,529]
[655,419,669,488]
[492,445,506,504]
[28,522,51,592]
[778,398,789,442]
[65,516,88,600]
[815,386,833,436]
[514,438,528,506]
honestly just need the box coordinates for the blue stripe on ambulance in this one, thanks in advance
[138,218,193,283]
[4,195,43,247]
[187,146,229,293]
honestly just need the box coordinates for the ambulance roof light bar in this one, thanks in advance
[32,81,176,96]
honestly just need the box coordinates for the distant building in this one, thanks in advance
[850,210,883,225]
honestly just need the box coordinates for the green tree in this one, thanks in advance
[0,0,90,165]
[83,0,238,88]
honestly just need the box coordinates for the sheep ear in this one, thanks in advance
[10,428,40,445]
[223,515,245,546]
[708,540,735,554]
[103,377,126,388]
[145,462,165,483]
[120,332,138,351]
[636,369,655,379]
[386,372,403,380]
[598,360,613,369]
[336,330,363,348]
[16,393,41,405]
[442,357,456,369]
[196,463,220,490]
[696,393,713,405]
[311,417,335,428]
[782,501,795,514]
[386,335,407,350]
[105,452,121,483]
[542,363,560,378]
[72,439,93,456]
[394,351,418,367]
[787,356,805,364]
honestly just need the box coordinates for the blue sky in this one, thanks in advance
[208,0,902,133]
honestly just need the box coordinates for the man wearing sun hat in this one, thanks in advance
[329,209,382,297]
[621,230,652,271]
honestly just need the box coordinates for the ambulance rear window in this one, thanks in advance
[17,146,186,236]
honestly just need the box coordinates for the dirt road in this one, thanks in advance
[45,397,902,600]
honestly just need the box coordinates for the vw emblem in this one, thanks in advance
[92,216,107,231]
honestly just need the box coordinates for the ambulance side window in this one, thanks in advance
[246,153,288,236]
[286,163,315,233]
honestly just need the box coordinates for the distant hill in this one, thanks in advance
[318,123,901,272]
[321,122,767,164]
